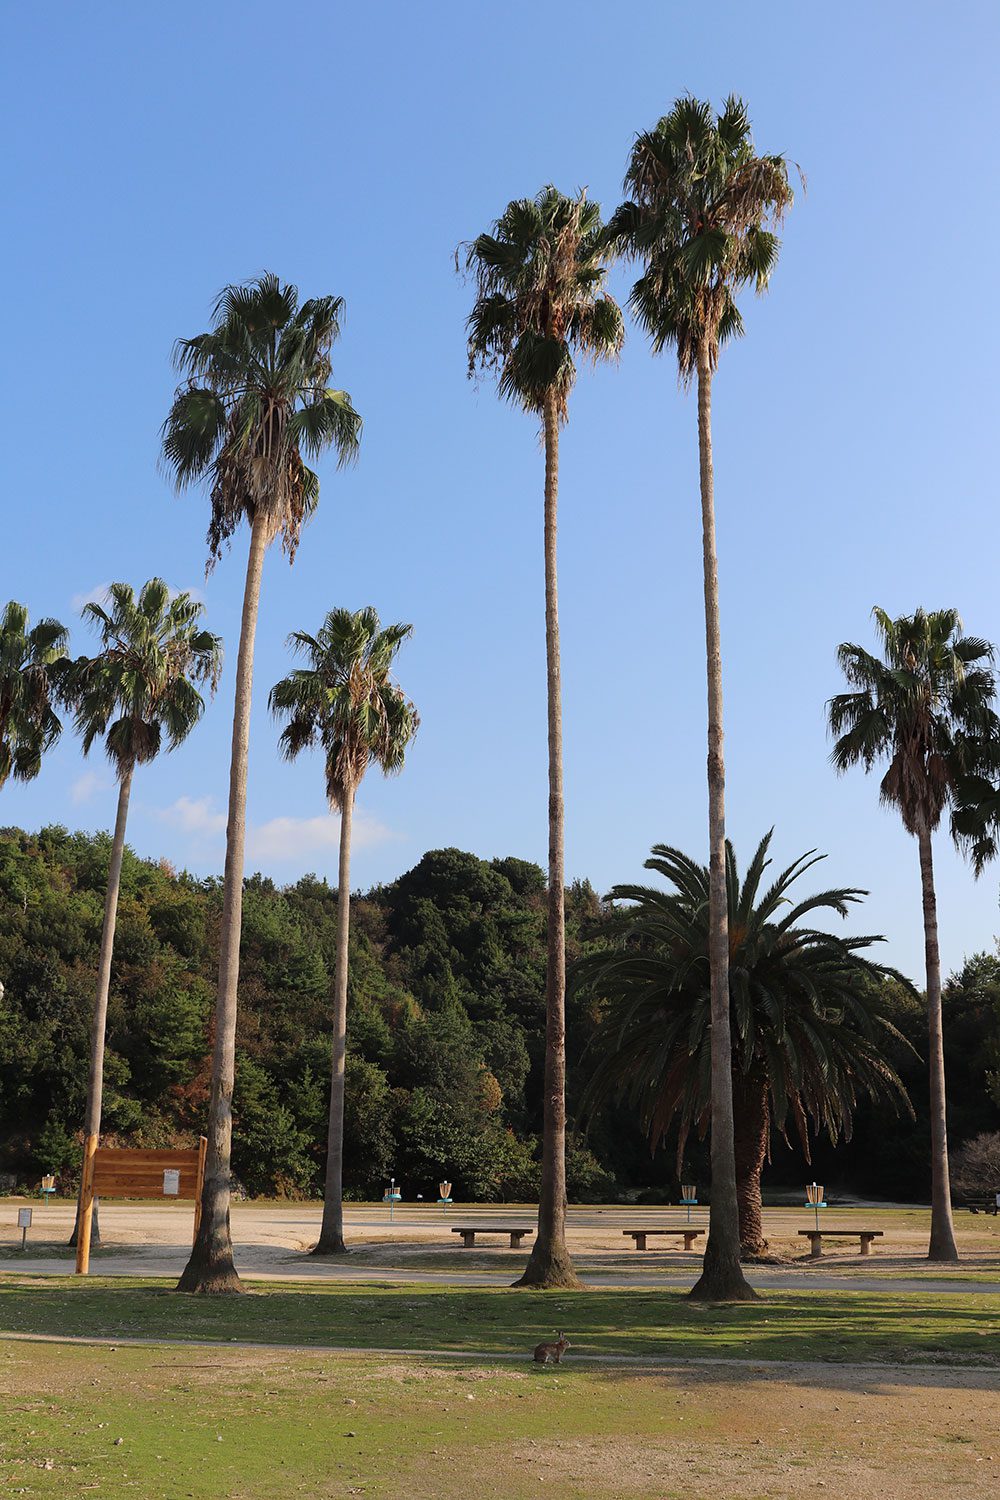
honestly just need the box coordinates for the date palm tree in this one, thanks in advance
[577,833,912,1257]
[463,187,624,1288]
[270,607,417,1254]
[607,97,794,1300]
[829,607,1000,1261]
[68,579,220,1248]
[162,272,362,1292]
[0,601,69,788]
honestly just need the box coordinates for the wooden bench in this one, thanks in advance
[451,1226,534,1249]
[798,1229,883,1259]
[624,1228,704,1252]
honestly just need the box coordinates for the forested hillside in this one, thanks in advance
[2,825,999,1201]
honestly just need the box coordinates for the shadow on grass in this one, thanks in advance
[0,1278,997,1374]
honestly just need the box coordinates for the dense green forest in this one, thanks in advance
[1,825,998,1201]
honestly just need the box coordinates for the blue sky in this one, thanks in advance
[2,1,998,981]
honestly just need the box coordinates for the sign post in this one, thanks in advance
[17,1207,32,1251]
[75,1137,207,1275]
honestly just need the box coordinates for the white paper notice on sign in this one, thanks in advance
[17,1208,32,1228]
[162,1169,181,1196]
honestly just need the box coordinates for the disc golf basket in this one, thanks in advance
[805,1181,827,1232]
[680,1182,697,1223]
[438,1179,453,1213]
[38,1174,56,1202]
[383,1177,402,1222]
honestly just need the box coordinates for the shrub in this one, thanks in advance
[952,1132,1000,1198]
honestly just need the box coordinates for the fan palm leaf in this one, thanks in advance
[0,601,69,788]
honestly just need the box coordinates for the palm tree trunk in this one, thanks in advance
[733,1077,769,1259]
[177,511,269,1294]
[514,389,580,1290]
[69,766,133,1250]
[918,824,959,1261]
[313,788,354,1254]
[689,343,755,1302]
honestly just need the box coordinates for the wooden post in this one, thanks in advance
[192,1136,208,1244]
[75,1134,98,1276]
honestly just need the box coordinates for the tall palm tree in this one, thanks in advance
[463,188,624,1288]
[829,607,1000,1262]
[607,97,794,1300]
[162,273,362,1292]
[68,580,221,1247]
[0,601,68,788]
[270,607,417,1254]
[577,833,912,1257]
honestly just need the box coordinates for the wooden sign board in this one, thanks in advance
[75,1135,207,1275]
[90,1147,203,1199]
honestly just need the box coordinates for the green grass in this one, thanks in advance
[1,1274,998,1367]
[0,1339,693,1500]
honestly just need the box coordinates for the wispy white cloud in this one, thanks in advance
[152,798,395,866]
[70,770,107,806]
[248,812,394,863]
[167,583,206,605]
[156,795,227,838]
[71,582,111,612]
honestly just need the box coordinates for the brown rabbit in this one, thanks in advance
[533,1331,570,1365]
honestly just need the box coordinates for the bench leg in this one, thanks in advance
[859,1235,873,1256]
[634,1233,647,1251]
[683,1233,697,1252]
[509,1233,523,1249]
[461,1231,475,1249]
[807,1233,822,1259]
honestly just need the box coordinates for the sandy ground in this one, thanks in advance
[3,1200,1000,1288]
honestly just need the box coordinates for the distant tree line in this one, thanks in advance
[2,827,998,1205]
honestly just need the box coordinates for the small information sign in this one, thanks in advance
[162,1169,181,1196]
[17,1208,32,1229]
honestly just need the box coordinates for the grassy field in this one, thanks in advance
[3,1276,999,1497]
[3,1335,1000,1498]
[1,1275,998,1366]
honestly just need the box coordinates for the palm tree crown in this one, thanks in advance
[606,95,793,375]
[463,186,624,419]
[829,607,1000,852]
[577,832,910,1163]
[0,602,69,788]
[71,579,222,776]
[161,272,362,562]
[269,607,418,807]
